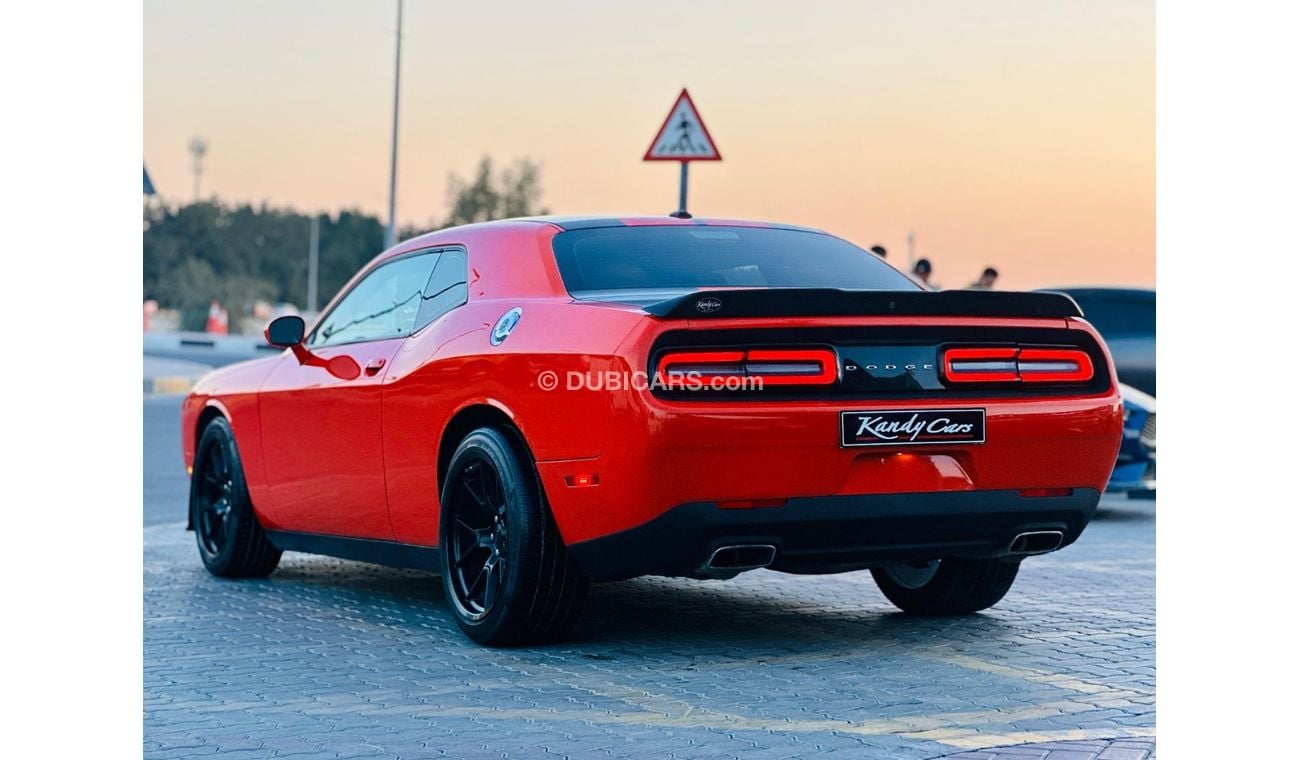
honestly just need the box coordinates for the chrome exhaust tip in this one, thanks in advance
[704,544,778,572]
[1007,531,1064,555]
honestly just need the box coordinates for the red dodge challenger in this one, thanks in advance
[182,216,1123,645]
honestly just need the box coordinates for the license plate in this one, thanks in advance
[840,408,986,447]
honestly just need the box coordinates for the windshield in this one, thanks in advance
[551,225,918,301]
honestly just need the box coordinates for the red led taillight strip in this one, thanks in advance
[1016,348,1094,383]
[744,349,839,385]
[943,347,1019,383]
[943,347,1094,384]
[656,347,838,387]
[656,350,746,379]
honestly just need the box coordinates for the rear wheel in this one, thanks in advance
[871,557,1019,615]
[439,427,588,646]
[191,417,281,578]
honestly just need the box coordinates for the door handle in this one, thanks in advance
[364,358,387,376]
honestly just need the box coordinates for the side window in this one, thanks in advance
[310,253,439,347]
[414,249,469,332]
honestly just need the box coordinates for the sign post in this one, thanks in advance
[644,89,721,218]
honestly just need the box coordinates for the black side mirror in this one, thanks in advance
[264,315,306,348]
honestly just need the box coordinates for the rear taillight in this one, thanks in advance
[942,347,1019,383]
[656,350,746,379]
[656,347,837,387]
[1015,348,1094,383]
[943,347,1094,385]
[744,349,839,385]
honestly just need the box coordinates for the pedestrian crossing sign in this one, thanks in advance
[644,89,721,162]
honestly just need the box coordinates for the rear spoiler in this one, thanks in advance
[641,288,1083,320]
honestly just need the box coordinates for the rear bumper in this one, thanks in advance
[567,488,1101,582]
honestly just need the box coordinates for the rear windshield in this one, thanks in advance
[551,225,918,301]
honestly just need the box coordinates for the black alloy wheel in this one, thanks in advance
[439,427,588,645]
[194,436,234,556]
[190,417,281,578]
[446,457,510,620]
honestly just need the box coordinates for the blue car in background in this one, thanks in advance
[1110,384,1156,497]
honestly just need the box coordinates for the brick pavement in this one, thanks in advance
[144,498,1154,758]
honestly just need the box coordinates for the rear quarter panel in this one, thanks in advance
[381,296,648,546]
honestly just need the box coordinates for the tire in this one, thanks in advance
[190,416,282,578]
[871,557,1019,615]
[439,427,589,646]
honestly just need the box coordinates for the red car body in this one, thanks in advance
[183,216,1122,639]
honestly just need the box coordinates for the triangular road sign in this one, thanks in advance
[644,89,721,161]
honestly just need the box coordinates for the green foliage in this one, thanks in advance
[143,156,546,324]
[442,157,549,228]
[144,201,385,328]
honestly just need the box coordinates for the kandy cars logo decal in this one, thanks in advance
[695,297,722,314]
[840,409,986,447]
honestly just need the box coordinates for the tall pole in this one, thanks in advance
[307,214,320,313]
[675,161,689,217]
[384,0,403,250]
[907,230,915,269]
[188,136,208,202]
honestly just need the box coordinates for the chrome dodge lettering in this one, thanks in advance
[861,363,935,371]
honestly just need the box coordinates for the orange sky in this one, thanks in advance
[144,0,1153,291]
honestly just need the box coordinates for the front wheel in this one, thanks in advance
[190,417,281,578]
[439,427,588,646]
[871,557,1019,615]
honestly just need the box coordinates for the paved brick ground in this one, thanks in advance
[144,495,1154,758]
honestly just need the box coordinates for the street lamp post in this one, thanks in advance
[188,136,208,202]
[308,213,320,313]
[384,0,403,250]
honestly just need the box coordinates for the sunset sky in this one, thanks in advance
[144,0,1153,290]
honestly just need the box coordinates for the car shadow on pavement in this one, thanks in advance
[575,574,1022,652]
[259,555,1020,654]
[1093,502,1156,523]
[268,559,445,608]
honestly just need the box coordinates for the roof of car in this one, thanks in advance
[511,215,825,233]
[1037,285,1155,296]
[383,214,830,267]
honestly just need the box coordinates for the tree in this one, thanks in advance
[143,155,547,330]
[144,201,384,330]
[442,157,549,228]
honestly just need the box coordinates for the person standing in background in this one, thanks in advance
[912,259,936,289]
[968,267,999,290]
